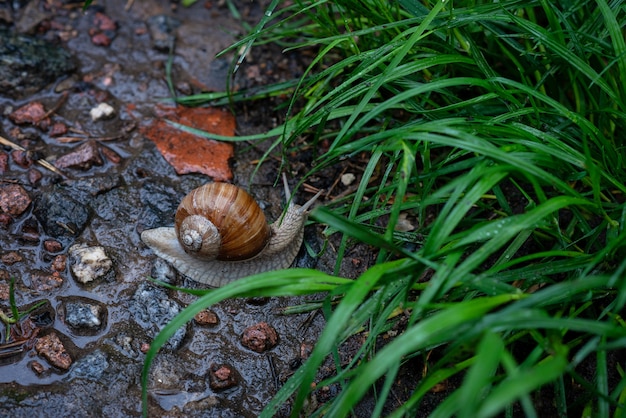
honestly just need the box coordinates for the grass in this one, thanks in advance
[144,0,626,416]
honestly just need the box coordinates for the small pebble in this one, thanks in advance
[44,239,63,253]
[11,149,34,168]
[241,322,279,353]
[89,102,115,121]
[48,122,68,137]
[1,251,23,265]
[208,363,239,390]
[34,191,90,238]
[90,32,112,47]
[51,254,66,272]
[27,168,42,184]
[69,244,113,284]
[194,309,218,326]
[20,228,39,242]
[30,360,46,375]
[94,12,116,31]
[69,350,109,381]
[8,101,50,128]
[30,272,64,292]
[341,173,356,186]
[54,140,103,170]
[35,332,72,370]
[0,184,31,216]
[64,300,104,330]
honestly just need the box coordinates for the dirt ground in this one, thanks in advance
[0,0,376,416]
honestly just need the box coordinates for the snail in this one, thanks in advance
[141,174,322,287]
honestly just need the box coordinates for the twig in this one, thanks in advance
[42,91,69,119]
[0,135,68,178]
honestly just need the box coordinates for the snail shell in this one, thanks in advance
[141,175,322,287]
[174,183,271,261]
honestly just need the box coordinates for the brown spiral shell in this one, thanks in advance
[174,183,271,261]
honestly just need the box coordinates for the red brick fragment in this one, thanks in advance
[140,105,235,181]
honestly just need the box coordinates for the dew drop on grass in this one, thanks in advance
[265,10,273,17]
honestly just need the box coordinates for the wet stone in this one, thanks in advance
[94,12,117,31]
[194,309,218,326]
[139,182,179,216]
[129,282,186,350]
[64,300,105,331]
[54,140,103,170]
[240,322,279,353]
[44,239,63,253]
[0,29,75,98]
[70,174,122,197]
[147,15,180,52]
[19,219,40,243]
[49,122,68,137]
[35,332,72,370]
[1,251,23,265]
[89,102,115,121]
[89,12,117,47]
[105,332,142,359]
[0,183,31,217]
[28,168,42,184]
[68,244,113,284]
[208,363,239,391]
[30,271,64,292]
[11,149,34,168]
[8,101,50,128]
[30,360,46,375]
[90,31,112,47]
[69,350,109,381]
[51,254,66,272]
[33,191,90,238]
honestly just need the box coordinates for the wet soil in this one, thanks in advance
[0,0,375,416]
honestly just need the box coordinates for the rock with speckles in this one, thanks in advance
[69,244,113,284]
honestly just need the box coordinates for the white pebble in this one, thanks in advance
[89,103,115,121]
[341,173,356,186]
[69,243,113,283]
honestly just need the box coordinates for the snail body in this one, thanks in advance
[141,175,321,287]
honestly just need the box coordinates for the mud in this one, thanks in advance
[0,0,372,416]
